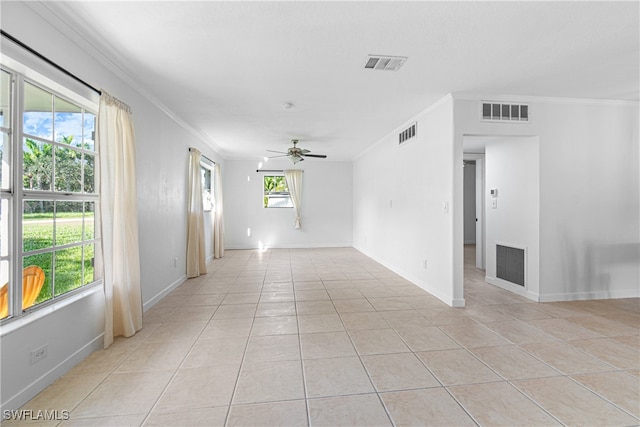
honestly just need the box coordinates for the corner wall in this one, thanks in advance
[353,95,460,306]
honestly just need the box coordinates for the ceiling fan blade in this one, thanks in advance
[268,154,289,158]
[266,149,288,154]
[302,154,327,158]
[300,149,311,154]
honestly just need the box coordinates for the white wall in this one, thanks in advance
[0,2,223,411]
[353,96,461,306]
[225,159,352,249]
[463,163,476,244]
[454,96,639,302]
[484,137,540,298]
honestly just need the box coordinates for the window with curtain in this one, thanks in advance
[263,175,293,208]
[0,65,101,321]
[201,161,213,212]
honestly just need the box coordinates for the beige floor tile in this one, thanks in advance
[144,407,227,426]
[250,315,298,335]
[64,342,139,376]
[332,299,376,313]
[184,293,225,306]
[60,414,146,426]
[569,337,640,369]
[520,341,614,374]
[72,371,173,417]
[294,281,326,290]
[143,306,179,323]
[483,318,557,344]
[298,313,345,333]
[322,280,353,290]
[470,345,560,380]
[362,353,440,392]
[115,340,193,372]
[244,334,300,362]
[262,282,293,292]
[380,310,433,330]
[565,315,639,337]
[181,337,247,368]
[230,283,263,293]
[259,292,295,303]
[439,323,510,348]
[381,388,475,426]
[155,366,239,411]
[495,303,552,320]
[395,326,461,352]
[200,317,253,339]
[348,328,410,355]
[20,373,107,414]
[222,292,261,305]
[416,349,502,385]
[418,308,475,326]
[151,295,189,309]
[572,371,640,417]
[227,400,307,427]
[295,290,330,302]
[303,356,374,398]
[212,304,257,319]
[296,300,337,315]
[300,331,357,359]
[255,301,296,317]
[144,320,207,343]
[327,288,363,300]
[512,376,638,426]
[308,394,391,427]
[368,297,414,311]
[611,334,640,349]
[233,360,305,404]
[528,318,602,341]
[449,382,561,426]
[340,312,389,331]
[359,287,397,298]
[165,305,217,322]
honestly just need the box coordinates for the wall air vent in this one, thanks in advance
[482,101,529,122]
[364,55,407,71]
[399,122,417,145]
[496,244,526,286]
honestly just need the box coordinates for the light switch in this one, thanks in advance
[491,199,497,209]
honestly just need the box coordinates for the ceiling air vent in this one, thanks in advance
[481,101,529,122]
[364,55,407,71]
[399,122,417,145]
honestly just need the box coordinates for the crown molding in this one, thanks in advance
[452,92,639,107]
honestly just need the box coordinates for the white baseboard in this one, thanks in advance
[143,275,187,312]
[538,288,640,302]
[485,276,539,301]
[1,333,103,412]
[225,243,353,250]
[354,245,463,308]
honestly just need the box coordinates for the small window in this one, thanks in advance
[263,175,292,208]
[201,164,213,211]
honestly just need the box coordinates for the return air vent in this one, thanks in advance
[482,101,529,122]
[363,55,407,71]
[496,244,526,286]
[399,122,417,145]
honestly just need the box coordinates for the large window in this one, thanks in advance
[0,66,101,321]
[201,162,213,212]
[263,175,293,208]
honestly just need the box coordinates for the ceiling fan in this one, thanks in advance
[267,139,327,164]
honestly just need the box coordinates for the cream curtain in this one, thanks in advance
[98,91,142,349]
[284,169,303,229]
[187,149,207,277]
[213,163,225,259]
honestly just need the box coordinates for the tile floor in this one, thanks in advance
[7,246,639,426]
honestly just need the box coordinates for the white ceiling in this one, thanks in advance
[40,1,638,161]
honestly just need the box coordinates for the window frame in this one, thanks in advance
[263,175,293,209]
[1,63,101,324]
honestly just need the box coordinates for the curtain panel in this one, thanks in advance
[284,169,303,229]
[187,149,207,277]
[213,163,225,259]
[98,91,142,349]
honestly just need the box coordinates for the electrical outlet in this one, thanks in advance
[31,344,48,365]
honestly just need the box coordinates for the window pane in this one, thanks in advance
[1,132,9,190]
[84,202,95,240]
[0,70,11,129]
[83,112,95,151]
[83,153,95,194]
[55,201,83,246]
[23,138,52,190]
[24,252,52,306]
[54,246,82,296]
[0,260,8,319]
[83,243,94,285]
[0,198,8,257]
[23,83,53,140]
[54,97,82,144]
[23,200,54,251]
[54,145,82,192]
